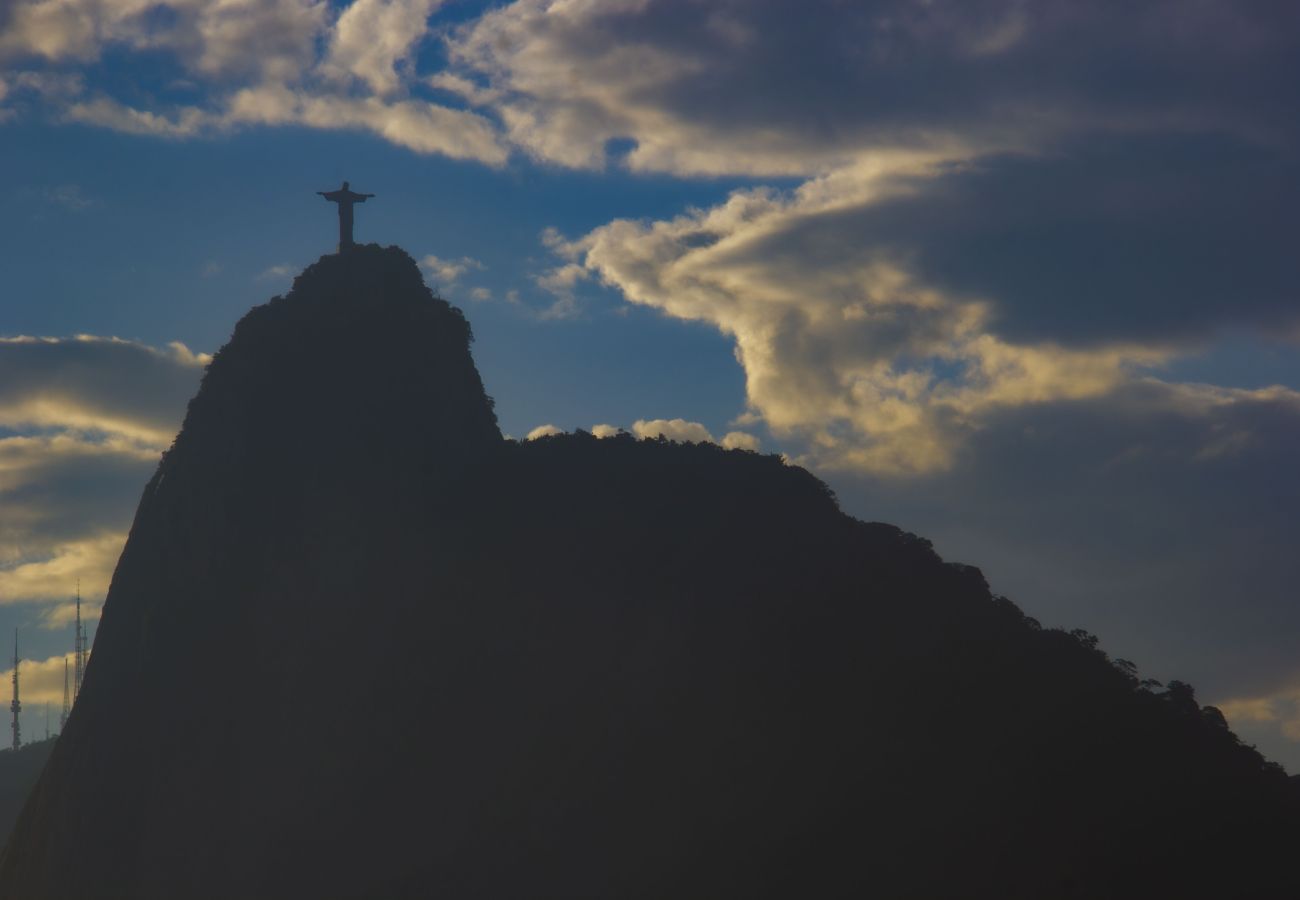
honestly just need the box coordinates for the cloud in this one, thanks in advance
[44,183,91,210]
[256,263,296,281]
[224,84,507,162]
[529,260,591,320]
[0,337,201,608]
[0,336,206,445]
[782,137,1300,348]
[531,419,758,450]
[631,418,713,444]
[0,0,329,80]
[0,0,509,165]
[62,96,210,137]
[420,253,483,285]
[564,178,1174,474]
[322,0,442,95]
[0,652,86,706]
[5,1,1296,187]
[1220,686,1300,744]
[453,0,1298,353]
[188,0,329,82]
[0,533,124,605]
[524,423,561,440]
[446,0,1298,176]
[630,419,757,451]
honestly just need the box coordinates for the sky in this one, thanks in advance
[0,0,1298,766]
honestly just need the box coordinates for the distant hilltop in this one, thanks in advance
[3,245,1298,899]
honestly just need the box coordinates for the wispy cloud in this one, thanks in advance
[43,183,92,211]
[420,253,483,285]
[0,0,508,163]
[256,263,296,281]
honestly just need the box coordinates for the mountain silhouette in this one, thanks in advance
[2,245,1297,899]
[0,738,53,850]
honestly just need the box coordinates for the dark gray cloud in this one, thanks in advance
[750,134,1300,346]
[450,0,1300,173]
[451,0,1300,345]
[0,336,204,440]
[0,336,202,601]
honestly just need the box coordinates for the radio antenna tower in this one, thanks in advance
[10,629,20,751]
[60,659,69,731]
[73,581,85,702]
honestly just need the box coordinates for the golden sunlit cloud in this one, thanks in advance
[0,652,87,706]
[560,175,1189,475]
[1219,688,1300,743]
[0,533,124,607]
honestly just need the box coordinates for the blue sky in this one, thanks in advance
[2,0,1300,767]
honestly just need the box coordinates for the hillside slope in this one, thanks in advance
[0,739,54,849]
[2,245,1296,899]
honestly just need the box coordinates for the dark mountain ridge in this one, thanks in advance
[2,245,1296,898]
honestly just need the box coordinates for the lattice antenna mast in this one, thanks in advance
[60,659,69,731]
[10,629,20,751]
[74,581,85,702]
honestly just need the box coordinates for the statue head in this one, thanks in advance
[342,181,350,190]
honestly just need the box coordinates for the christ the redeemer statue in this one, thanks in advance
[318,181,375,251]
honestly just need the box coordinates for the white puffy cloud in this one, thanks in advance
[190,0,329,82]
[0,0,112,63]
[563,176,1168,474]
[322,0,442,95]
[631,418,713,444]
[590,424,620,438]
[720,431,760,451]
[0,0,509,165]
[524,423,562,440]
